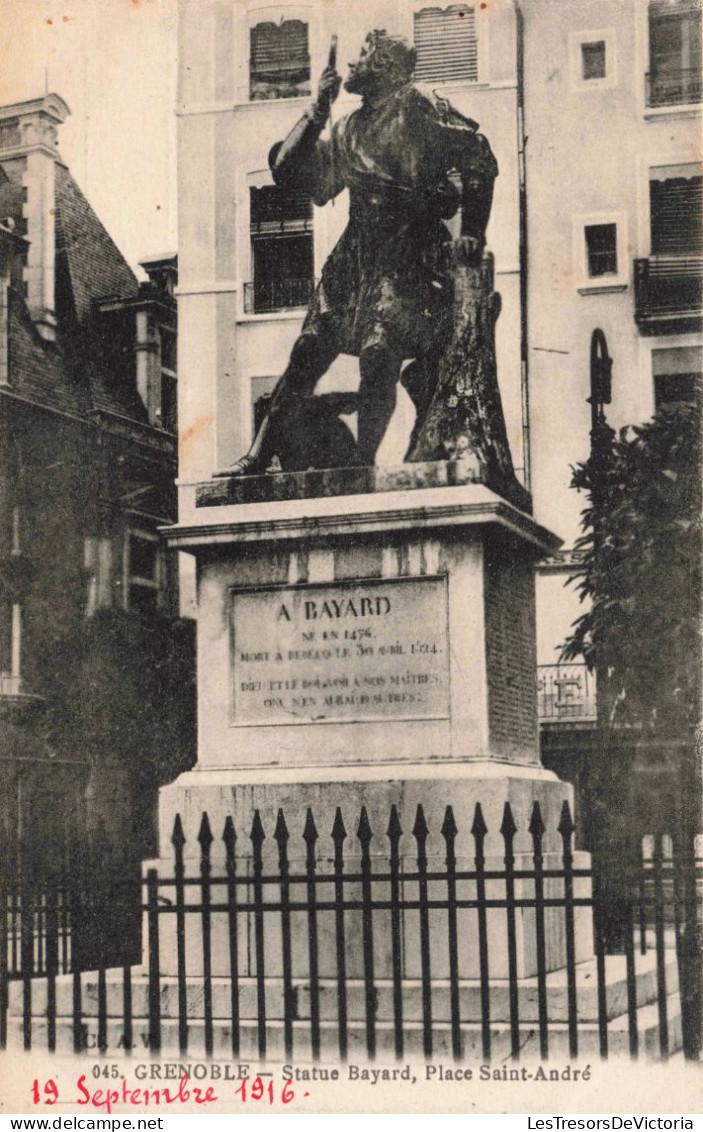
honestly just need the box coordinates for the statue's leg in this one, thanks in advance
[356,345,403,466]
[269,330,340,412]
[224,330,339,476]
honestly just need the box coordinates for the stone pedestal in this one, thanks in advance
[156,467,592,986]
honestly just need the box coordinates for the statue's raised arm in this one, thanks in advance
[268,42,346,206]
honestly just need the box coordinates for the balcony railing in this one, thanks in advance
[645,68,703,108]
[243,277,314,315]
[537,663,597,724]
[634,257,703,334]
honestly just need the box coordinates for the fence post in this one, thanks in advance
[303,809,321,1061]
[223,817,240,1058]
[529,802,549,1060]
[122,962,133,1057]
[46,879,59,1054]
[652,833,669,1060]
[357,807,376,1060]
[94,825,110,1056]
[20,877,33,1051]
[250,811,267,1061]
[623,870,639,1059]
[198,813,214,1056]
[146,868,161,1053]
[0,872,7,1051]
[273,809,294,1061]
[441,806,462,1061]
[558,801,578,1059]
[472,803,491,1062]
[387,805,404,1061]
[678,827,702,1060]
[592,866,609,1058]
[171,814,188,1054]
[331,809,348,1062]
[500,803,520,1059]
[413,805,433,1060]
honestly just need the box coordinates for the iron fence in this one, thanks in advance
[537,664,597,722]
[5,885,72,979]
[243,278,314,315]
[645,68,703,108]
[1,801,701,1063]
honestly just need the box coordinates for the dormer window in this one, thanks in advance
[250,19,311,101]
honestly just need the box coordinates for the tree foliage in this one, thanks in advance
[562,404,701,735]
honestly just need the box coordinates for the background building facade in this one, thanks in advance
[176,0,701,827]
[525,0,701,814]
[0,94,192,896]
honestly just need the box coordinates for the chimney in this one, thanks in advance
[0,94,70,343]
[135,254,179,428]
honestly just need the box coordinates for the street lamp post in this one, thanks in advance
[586,329,619,944]
[587,328,612,739]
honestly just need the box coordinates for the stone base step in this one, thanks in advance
[7,952,681,1060]
[7,992,682,1061]
[8,951,678,1025]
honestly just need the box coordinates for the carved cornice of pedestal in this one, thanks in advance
[168,478,560,557]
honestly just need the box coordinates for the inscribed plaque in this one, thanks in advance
[231,576,450,725]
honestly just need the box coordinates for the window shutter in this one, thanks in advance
[250,19,309,76]
[413,5,478,83]
[250,186,313,235]
[650,176,703,255]
[649,0,701,16]
[250,19,311,99]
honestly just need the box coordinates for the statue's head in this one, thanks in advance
[344,30,416,96]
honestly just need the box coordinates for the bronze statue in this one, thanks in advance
[226,29,498,476]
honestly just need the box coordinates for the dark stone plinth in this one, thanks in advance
[197,457,532,514]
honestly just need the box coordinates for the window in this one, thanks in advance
[585,223,618,277]
[649,167,703,256]
[581,40,606,80]
[250,19,311,101]
[569,28,617,90]
[413,5,478,83]
[653,346,703,411]
[647,0,702,107]
[160,326,177,433]
[247,185,314,314]
[160,325,176,373]
[575,213,628,292]
[161,374,177,434]
[126,529,160,616]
